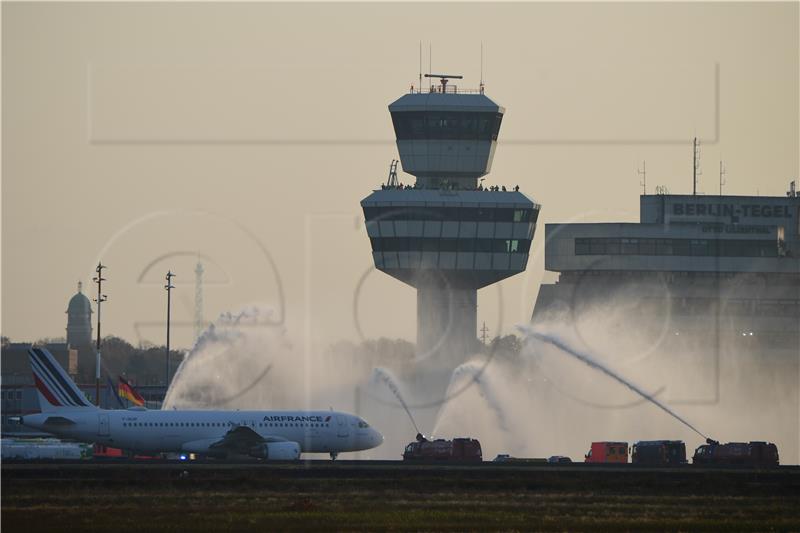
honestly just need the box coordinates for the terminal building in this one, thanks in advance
[361,76,539,384]
[533,185,800,353]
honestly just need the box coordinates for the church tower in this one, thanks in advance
[66,281,95,381]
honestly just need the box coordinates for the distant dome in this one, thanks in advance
[67,282,92,315]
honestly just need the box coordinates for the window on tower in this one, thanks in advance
[390,111,504,141]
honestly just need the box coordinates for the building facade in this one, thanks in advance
[534,190,800,337]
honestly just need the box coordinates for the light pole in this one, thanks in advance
[165,270,175,387]
[92,263,107,406]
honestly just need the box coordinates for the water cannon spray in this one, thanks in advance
[517,325,711,441]
[372,367,423,437]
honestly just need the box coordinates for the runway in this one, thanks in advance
[4,459,799,490]
[4,461,799,531]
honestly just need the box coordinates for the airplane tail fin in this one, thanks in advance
[28,347,96,412]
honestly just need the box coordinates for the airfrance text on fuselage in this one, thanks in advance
[263,415,329,423]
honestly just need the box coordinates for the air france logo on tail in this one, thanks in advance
[28,348,91,407]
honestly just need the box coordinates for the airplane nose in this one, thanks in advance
[373,429,384,446]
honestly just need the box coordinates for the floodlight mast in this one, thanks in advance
[92,262,107,406]
[165,271,176,388]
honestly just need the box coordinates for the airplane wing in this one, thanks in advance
[207,425,287,455]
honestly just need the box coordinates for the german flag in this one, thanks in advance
[118,376,145,406]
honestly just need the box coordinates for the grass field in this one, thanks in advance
[4,462,800,532]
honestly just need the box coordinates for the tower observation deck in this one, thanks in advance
[361,76,540,368]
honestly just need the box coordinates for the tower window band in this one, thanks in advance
[364,206,538,224]
[371,237,531,254]
[391,112,503,141]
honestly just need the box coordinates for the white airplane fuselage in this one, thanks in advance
[22,347,383,459]
[22,408,382,456]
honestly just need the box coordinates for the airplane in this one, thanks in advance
[18,347,383,460]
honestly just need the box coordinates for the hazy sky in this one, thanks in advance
[2,2,798,352]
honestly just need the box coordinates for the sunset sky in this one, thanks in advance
[3,2,798,352]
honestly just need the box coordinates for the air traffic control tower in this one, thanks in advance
[361,75,539,374]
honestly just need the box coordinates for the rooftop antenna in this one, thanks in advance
[719,160,726,196]
[418,41,422,93]
[692,137,702,195]
[638,160,647,195]
[480,42,484,94]
[428,44,432,91]
[480,321,489,346]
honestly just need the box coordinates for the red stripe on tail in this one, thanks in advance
[34,374,62,406]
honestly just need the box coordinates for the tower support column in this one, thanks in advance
[416,284,478,365]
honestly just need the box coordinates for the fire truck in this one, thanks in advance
[584,441,629,463]
[403,434,482,462]
[692,440,779,467]
[631,440,687,466]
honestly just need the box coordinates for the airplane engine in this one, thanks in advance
[250,441,301,460]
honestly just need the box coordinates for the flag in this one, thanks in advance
[118,376,145,406]
[107,376,125,408]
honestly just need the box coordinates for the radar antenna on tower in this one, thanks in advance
[425,73,463,93]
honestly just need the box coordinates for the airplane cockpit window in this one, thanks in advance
[358,420,370,428]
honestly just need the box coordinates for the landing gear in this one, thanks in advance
[330,452,338,461]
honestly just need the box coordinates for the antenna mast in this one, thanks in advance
[692,137,702,195]
[480,321,489,346]
[719,160,726,195]
[638,160,647,195]
[480,42,484,94]
[418,41,422,93]
[428,44,432,91]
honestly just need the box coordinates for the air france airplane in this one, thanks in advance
[19,348,383,460]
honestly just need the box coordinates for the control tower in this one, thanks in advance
[361,75,540,374]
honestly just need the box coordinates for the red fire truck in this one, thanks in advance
[403,434,482,462]
[692,440,779,467]
[584,441,629,463]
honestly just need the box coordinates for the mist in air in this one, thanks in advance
[164,297,798,463]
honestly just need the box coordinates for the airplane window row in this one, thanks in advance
[122,421,331,428]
